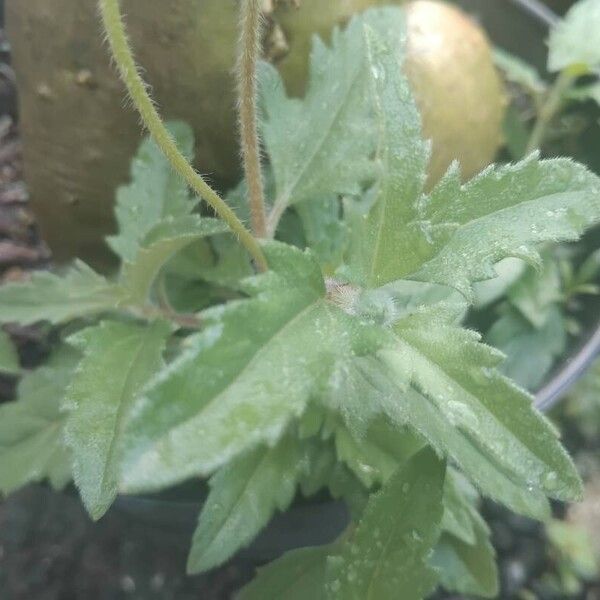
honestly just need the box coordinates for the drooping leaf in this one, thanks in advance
[0,347,78,494]
[238,544,333,600]
[548,0,600,73]
[0,329,19,374]
[120,215,227,304]
[346,22,429,288]
[389,312,581,505]
[0,262,124,326]
[120,243,383,493]
[108,121,196,261]
[432,510,498,598]
[323,302,575,518]
[259,9,408,212]
[325,448,445,600]
[64,320,170,519]
[187,435,309,574]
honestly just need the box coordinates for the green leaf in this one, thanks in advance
[508,257,563,328]
[441,468,479,545]
[297,196,349,275]
[259,9,408,212]
[346,21,429,288]
[120,215,227,304]
[238,544,332,600]
[64,320,170,519]
[494,48,546,95]
[108,121,196,261]
[390,313,581,505]
[0,329,19,374]
[345,23,600,293]
[487,306,567,391]
[473,257,526,308]
[334,419,422,489]
[548,0,600,73]
[325,448,445,600]
[412,156,600,298]
[0,347,78,494]
[0,262,124,325]
[187,435,309,574]
[324,304,575,518]
[120,242,382,493]
[432,511,498,598]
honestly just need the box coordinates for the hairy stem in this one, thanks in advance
[525,70,575,155]
[237,0,268,237]
[98,0,268,272]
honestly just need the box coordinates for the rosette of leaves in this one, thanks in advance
[1,7,600,599]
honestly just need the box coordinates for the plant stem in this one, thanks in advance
[525,70,575,155]
[237,0,268,238]
[98,0,268,272]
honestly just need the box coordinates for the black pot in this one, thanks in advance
[113,0,600,572]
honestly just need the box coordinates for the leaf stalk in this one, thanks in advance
[237,0,268,238]
[525,70,576,154]
[97,0,268,272]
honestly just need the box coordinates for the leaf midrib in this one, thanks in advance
[396,334,550,484]
[278,61,366,207]
[151,295,326,452]
[99,329,161,493]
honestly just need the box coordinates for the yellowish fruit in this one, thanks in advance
[275,0,506,185]
[404,0,506,184]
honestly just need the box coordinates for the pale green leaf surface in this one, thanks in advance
[323,301,570,517]
[0,329,19,374]
[390,314,581,504]
[0,262,124,325]
[432,511,498,598]
[0,348,78,494]
[326,352,549,519]
[120,215,227,303]
[259,9,408,211]
[411,157,600,297]
[441,468,479,545]
[325,448,445,600]
[346,22,429,287]
[108,121,196,261]
[345,27,600,293]
[188,436,309,574]
[334,420,422,489]
[238,544,332,600]
[64,320,170,519]
[487,306,566,391]
[548,0,600,73]
[120,243,382,493]
[297,195,348,274]
[507,256,563,328]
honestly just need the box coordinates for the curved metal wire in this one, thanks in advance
[508,0,560,27]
